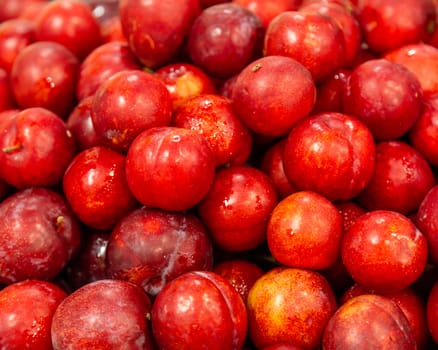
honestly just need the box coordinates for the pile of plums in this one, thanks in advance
[1,0,438,349]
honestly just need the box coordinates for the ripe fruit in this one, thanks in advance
[230,55,316,137]
[247,267,337,349]
[259,138,295,199]
[155,62,217,111]
[384,43,438,96]
[283,112,375,201]
[62,145,138,230]
[323,294,416,349]
[106,207,213,296]
[119,0,200,68]
[0,18,35,74]
[0,280,67,349]
[51,279,155,349]
[0,187,81,284]
[0,107,76,189]
[198,165,278,252]
[341,210,428,293]
[35,0,103,60]
[342,58,423,140]
[416,185,438,265]
[76,41,141,101]
[267,190,344,270]
[340,284,430,349]
[427,281,438,344]
[409,93,438,166]
[356,140,435,215]
[10,41,79,118]
[264,10,346,81]
[356,0,436,53]
[151,270,248,350]
[172,93,253,166]
[91,69,172,153]
[125,126,216,211]
[213,259,264,302]
[187,3,264,78]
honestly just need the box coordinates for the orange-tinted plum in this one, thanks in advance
[267,191,343,270]
[247,267,337,349]
[155,62,217,111]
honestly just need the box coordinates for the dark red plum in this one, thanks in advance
[119,0,200,68]
[51,279,155,349]
[0,187,82,285]
[107,207,213,296]
[187,3,264,78]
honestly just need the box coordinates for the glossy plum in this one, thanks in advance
[0,107,76,189]
[283,112,376,201]
[63,146,138,230]
[341,210,428,293]
[0,280,68,350]
[91,69,172,152]
[125,126,216,211]
[198,165,278,252]
[172,94,253,166]
[151,271,248,350]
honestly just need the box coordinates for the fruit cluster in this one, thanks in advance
[0,0,438,349]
